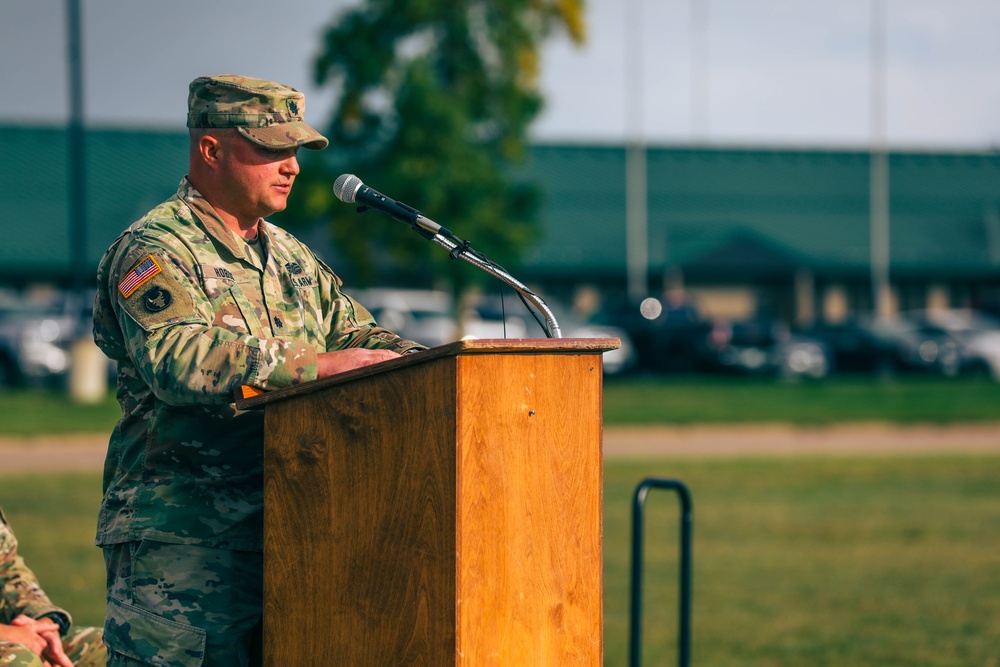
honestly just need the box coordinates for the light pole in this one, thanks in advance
[67,0,87,297]
[690,0,709,141]
[66,0,106,404]
[869,0,891,320]
[625,0,648,303]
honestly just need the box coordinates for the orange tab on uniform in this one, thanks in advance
[118,255,162,298]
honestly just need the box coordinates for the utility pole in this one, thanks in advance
[690,0,709,140]
[869,0,892,320]
[66,0,106,404]
[67,0,88,298]
[625,0,648,303]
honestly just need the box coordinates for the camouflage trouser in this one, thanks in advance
[0,625,106,666]
[103,541,263,667]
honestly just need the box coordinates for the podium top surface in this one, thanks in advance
[235,337,619,410]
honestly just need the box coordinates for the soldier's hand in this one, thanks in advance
[317,348,401,378]
[39,629,74,667]
[0,618,53,658]
[8,616,73,667]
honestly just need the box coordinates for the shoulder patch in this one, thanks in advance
[142,286,173,313]
[119,255,162,298]
[119,270,196,332]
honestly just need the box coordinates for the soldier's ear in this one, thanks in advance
[198,133,223,169]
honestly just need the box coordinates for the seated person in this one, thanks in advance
[1,506,105,667]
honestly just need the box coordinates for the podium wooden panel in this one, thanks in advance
[236,338,616,666]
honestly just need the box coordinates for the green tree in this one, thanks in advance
[289,0,585,290]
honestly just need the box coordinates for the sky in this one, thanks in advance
[2,0,1000,150]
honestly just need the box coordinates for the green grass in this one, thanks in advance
[6,454,1000,665]
[1,376,999,437]
[0,389,120,435]
[603,375,1000,425]
[603,456,1000,666]
[2,474,106,628]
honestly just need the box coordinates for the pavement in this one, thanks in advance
[2,423,999,475]
[601,422,1000,458]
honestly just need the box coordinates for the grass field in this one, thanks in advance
[0,389,120,435]
[1,375,999,435]
[603,456,1000,666]
[602,375,1000,424]
[4,454,999,666]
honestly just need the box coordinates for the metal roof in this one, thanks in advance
[518,144,1000,280]
[3,125,999,287]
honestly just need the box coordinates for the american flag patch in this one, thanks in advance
[118,255,162,298]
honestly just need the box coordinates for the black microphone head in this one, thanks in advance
[333,173,363,203]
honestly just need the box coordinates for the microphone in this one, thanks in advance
[333,174,453,238]
[333,175,563,338]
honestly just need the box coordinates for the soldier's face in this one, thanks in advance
[220,135,300,221]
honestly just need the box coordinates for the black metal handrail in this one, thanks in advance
[629,477,693,667]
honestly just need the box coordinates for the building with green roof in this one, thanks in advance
[2,124,999,324]
[518,144,1000,323]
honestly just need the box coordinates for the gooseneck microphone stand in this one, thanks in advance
[420,231,562,340]
[334,174,563,339]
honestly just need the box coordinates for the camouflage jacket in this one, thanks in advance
[92,178,423,551]
[0,507,70,627]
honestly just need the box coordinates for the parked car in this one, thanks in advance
[795,319,950,377]
[0,290,98,388]
[776,334,832,380]
[704,317,831,379]
[884,318,968,377]
[460,295,638,376]
[899,309,1000,379]
[795,314,1000,379]
[351,288,460,349]
[593,297,713,374]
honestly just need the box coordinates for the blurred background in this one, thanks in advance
[1,3,1000,665]
[1,0,1000,391]
[0,0,1000,394]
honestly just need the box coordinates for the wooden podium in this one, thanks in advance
[236,338,617,665]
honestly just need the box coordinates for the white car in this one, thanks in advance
[351,288,461,349]
[460,297,638,376]
[901,309,1000,379]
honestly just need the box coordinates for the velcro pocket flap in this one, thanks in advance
[105,596,207,666]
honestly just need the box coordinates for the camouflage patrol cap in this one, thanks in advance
[187,74,329,150]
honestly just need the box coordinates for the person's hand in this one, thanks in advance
[8,615,73,667]
[0,620,51,656]
[317,348,401,378]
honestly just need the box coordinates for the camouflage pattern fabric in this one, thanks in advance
[0,508,106,666]
[0,627,106,667]
[187,74,328,150]
[0,508,65,626]
[0,642,45,667]
[103,541,262,667]
[93,177,425,550]
[93,176,424,664]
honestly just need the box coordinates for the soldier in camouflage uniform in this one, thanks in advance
[92,75,425,666]
[1,507,105,666]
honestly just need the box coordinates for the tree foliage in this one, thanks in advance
[289,0,585,289]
